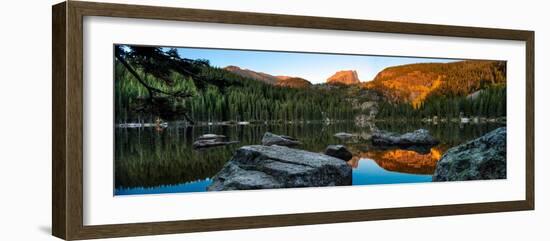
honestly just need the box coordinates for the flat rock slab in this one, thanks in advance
[208,145,352,191]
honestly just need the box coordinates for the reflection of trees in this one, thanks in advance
[115,127,233,188]
[115,121,504,189]
[115,122,362,189]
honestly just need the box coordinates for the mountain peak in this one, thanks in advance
[224,65,278,85]
[224,65,311,88]
[224,65,242,71]
[275,76,312,88]
[326,70,360,85]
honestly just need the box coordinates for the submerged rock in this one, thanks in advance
[433,127,506,181]
[334,132,355,139]
[192,139,239,149]
[371,129,439,147]
[261,132,301,147]
[207,145,352,191]
[197,134,226,141]
[324,145,353,162]
[193,134,239,149]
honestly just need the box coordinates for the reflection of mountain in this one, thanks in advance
[348,145,447,175]
[364,60,506,105]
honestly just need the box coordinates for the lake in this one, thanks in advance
[114,121,504,195]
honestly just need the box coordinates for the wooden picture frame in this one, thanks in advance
[52,1,534,240]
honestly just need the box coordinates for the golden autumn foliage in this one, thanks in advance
[365,60,506,105]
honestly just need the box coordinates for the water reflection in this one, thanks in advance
[352,159,433,185]
[116,179,212,195]
[114,121,504,195]
[348,145,448,175]
[114,122,363,194]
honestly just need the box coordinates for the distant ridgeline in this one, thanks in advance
[114,47,357,123]
[114,46,506,124]
[366,60,507,120]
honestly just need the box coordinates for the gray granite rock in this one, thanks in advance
[372,129,439,147]
[261,132,301,147]
[433,127,506,181]
[324,145,353,162]
[208,145,352,191]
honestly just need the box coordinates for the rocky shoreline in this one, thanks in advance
[204,127,506,191]
[433,127,506,181]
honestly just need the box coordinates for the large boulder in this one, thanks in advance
[207,145,352,191]
[261,132,301,147]
[372,129,439,147]
[324,145,353,162]
[433,127,506,181]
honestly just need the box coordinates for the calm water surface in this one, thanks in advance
[114,121,503,195]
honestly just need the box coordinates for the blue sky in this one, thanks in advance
[167,47,461,84]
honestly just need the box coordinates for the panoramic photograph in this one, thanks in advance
[113,44,507,195]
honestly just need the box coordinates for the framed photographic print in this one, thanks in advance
[52,1,534,240]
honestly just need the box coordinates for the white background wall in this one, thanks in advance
[0,0,547,240]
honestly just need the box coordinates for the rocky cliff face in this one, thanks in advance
[326,70,361,85]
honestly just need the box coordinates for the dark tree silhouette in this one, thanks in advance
[114,45,213,124]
